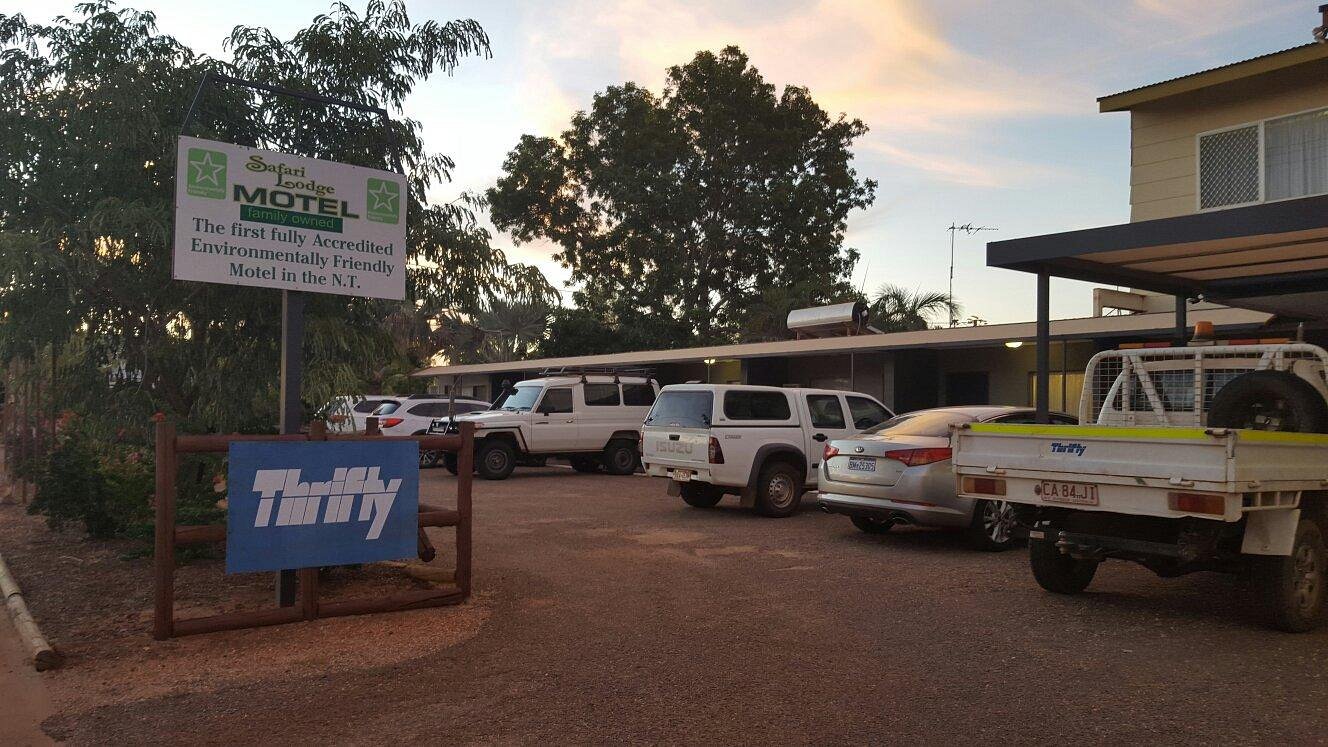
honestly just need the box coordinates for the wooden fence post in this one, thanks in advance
[456,421,474,598]
[152,419,177,640]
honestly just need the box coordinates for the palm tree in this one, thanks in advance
[870,284,959,332]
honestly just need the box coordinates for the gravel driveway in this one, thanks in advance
[9,466,1328,744]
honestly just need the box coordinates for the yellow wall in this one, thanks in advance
[936,341,1096,412]
[1128,58,1328,222]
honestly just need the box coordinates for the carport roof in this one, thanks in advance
[986,194,1328,318]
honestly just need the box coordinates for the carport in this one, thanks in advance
[988,193,1328,421]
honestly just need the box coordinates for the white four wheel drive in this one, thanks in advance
[953,341,1328,632]
[640,384,894,517]
[432,373,659,480]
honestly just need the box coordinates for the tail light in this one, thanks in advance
[823,443,839,461]
[708,436,724,464]
[381,417,405,428]
[1168,491,1225,515]
[884,447,951,467]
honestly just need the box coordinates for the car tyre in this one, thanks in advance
[476,440,516,481]
[419,450,440,469]
[569,455,601,473]
[1208,370,1328,433]
[602,439,638,476]
[851,516,893,534]
[680,482,724,508]
[968,499,1021,551]
[755,461,803,518]
[1029,533,1098,594]
[1252,515,1326,632]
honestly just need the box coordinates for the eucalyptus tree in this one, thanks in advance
[488,46,876,349]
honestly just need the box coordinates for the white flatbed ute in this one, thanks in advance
[952,341,1328,631]
[953,424,1324,552]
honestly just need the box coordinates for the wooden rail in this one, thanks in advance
[152,419,475,639]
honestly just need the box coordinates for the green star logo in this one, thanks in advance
[185,147,227,199]
[366,178,401,224]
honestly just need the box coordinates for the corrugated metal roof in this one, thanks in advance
[412,306,1271,378]
[1099,42,1328,112]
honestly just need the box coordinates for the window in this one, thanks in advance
[846,396,892,430]
[495,384,543,411]
[538,388,573,414]
[723,391,791,421]
[806,395,846,429]
[1027,371,1086,416]
[1199,125,1260,209]
[646,390,713,427]
[1265,109,1328,201]
[1198,107,1328,210]
[866,410,974,437]
[584,383,621,406]
[454,402,489,414]
[623,383,657,406]
[354,399,388,414]
[372,401,401,416]
[990,411,1078,425]
[407,402,443,417]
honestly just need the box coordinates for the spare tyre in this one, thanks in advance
[1207,370,1328,433]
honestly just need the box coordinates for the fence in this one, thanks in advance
[152,418,474,639]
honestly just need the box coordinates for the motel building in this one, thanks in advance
[415,39,1328,414]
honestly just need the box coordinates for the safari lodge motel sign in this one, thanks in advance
[172,134,407,301]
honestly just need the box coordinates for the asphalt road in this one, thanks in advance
[40,467,1328,744]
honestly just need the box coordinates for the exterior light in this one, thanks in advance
[1005,341,1024,349]
[703,358,716,365]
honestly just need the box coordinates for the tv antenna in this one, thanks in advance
[947,222,997,327]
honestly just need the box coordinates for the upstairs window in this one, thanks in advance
[1198,107,1328,210]
[1198,125,1259,209]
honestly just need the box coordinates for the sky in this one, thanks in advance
[9,0,1315,322]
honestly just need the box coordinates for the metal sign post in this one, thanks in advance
[177,72,406,607]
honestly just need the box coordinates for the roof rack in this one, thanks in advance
[536,365,657,384]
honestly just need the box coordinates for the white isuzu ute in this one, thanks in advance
[640,384,893,517]
[431,371,659,480]
[953,339,1328,631]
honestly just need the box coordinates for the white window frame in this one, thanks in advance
[1196,104,1328,212]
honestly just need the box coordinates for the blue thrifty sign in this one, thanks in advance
[226,441,419,574]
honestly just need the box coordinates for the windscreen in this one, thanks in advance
[645,390,714,428]
[864,410,975,437]
[495,384,544,411]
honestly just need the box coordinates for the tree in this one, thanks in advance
[735,280,864,343]
[488,46,876,349]
[0,2,554,439]
[432,299,553,365]
[870,285,958,332]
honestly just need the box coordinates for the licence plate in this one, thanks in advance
[671,469,693,482]
[1039,480,1099,506]
[847,456,876,473]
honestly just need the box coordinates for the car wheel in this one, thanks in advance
[851,516,893,534]
[755,461,803,518]
[969,499,1020,551]
[569,455,601,473]
[442,453,460,476]
[476,440,516,481]
[1252,515,1326,632]
[419,450,440,469]
[680,482,723,508]
[602,439,638,475]
[1029,532,1098,594]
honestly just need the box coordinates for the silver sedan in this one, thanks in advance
[819,406,1076,550]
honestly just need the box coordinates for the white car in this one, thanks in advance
[640,384,894,517]
[371,396,491,466]
[435,372,660,480]
[320,394,402,433]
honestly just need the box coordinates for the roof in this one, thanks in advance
[1099,42,1328,112]
[413,306,1271,378]
[987,193,1328,318]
